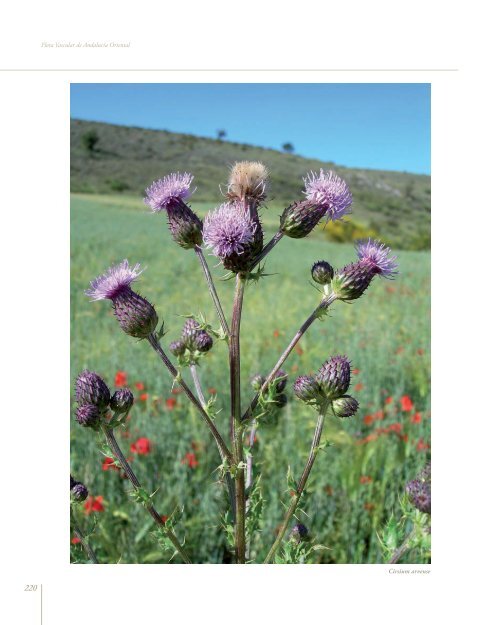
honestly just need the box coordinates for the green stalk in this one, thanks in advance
[264,406,327,564]
[229,274,246,563]
[70,507,98,563]
[102,425,192,564]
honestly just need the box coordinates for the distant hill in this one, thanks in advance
[71,119,430,249]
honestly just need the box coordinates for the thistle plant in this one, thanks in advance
[73,162,398,564]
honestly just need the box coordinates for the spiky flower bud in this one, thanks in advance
[110,388,134,415]
[227,162,268,202]
[311,260,334,285]
[316,355,351,400]
[332,395,359,418]
[291,523,309,543]
[75,370,110,409]
[280,170,352,239]
[251,374,265,391]
[144,173,203,249]
[169,340,186,357]
[194,331,213,353]
[70,475,88,502]
[280,200,328,239]
[85,260,158,338]
[406,464,431,514]
[274,394,288,408]
[332,240,398,301]
[274,369,288,393]
[203,201,263,272]
[293,375,322,404]
[75,403,102,427]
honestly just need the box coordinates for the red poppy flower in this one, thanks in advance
[385,396,393,405]
[352,368,360,375]
[389,422,402,434]
[401,395,414,411]
[130,437,151,455]
[71,535,81,545]
[134,382,145,391]
[360,475,373,484]
[354,383,364,392]
[364,502,375,511]
[165,398,177,410]
[115,371,127,387]
[139,393,148,401]
[411,412,422,424]
[399,433,409,443]
[417,348,425,356]
[208,387,217,395]
[363,414,374,426]
[374,410,384,420]
[102,456,119,471]
[273,329,280,338]
[172,387,183,395]
[181,452,199,469]
[416,438,430,451]
[395,346,404,354]
[161,515,168,523]
[84,495,104,515]
[294,345,304,356]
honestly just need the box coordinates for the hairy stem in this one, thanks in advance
[102,425,192,564]
[248,230,284,271]
[147,333,232,462]
[242,295,335,422]
[230,274,246,563]
[70,508,99,563]
[264,409,327,564]
[189,364,236,520]
[194,245,230,337]
[389,528,417,564]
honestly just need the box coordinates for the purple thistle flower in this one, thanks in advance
[331,260,375,301]
[145,173,202,249]
[293,375,322,405]
[406,465,431,514]
[75,403,102,428]
[311,260,334,285]
[332,395,359,418]
[291,523,309,543]
[70,476,88,502]
[316,355,351,399]
[85,260,143,302]
[110,388,134,415]
[75,370,110,409]
[194,331,213,353]
[169,340,186,357]
[304,169,352,221]
[356,239,398,278]
[86,261,158,338]
[203,202,261,272]
[144,172,195,212]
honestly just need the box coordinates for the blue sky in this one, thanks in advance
[71,83,430,174]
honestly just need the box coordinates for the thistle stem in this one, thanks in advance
[242,295,336,422]
[102,425,192,564]
[248,230,284,271]
[264,408,327,564]
[230,274,246,563]
[147,333,232,462]
[189,364,236,520]
[389,528,417,564]
[70,508,98,563]
[194,245,230,337]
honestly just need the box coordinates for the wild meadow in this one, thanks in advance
[70,191,430,564]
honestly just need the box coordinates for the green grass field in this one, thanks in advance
[71,193,430,564]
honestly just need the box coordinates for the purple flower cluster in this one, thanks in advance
[203,202,262,272]
[169,318,213,361]
[294,355,358,418]
[86,261,158,338]
[70,475,88,502]
[406,464,431,514]
[331,240,398,301]
[145,173,203,249]
[304,169,352,221]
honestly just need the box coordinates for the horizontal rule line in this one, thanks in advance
[0,68,459,72]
